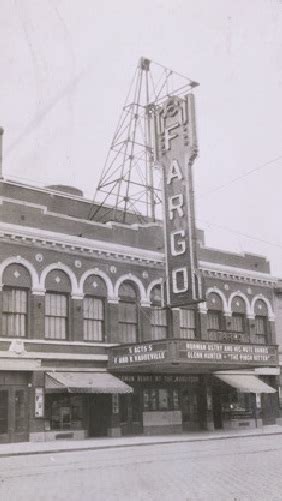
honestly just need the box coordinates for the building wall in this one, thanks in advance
[0,180,279,441]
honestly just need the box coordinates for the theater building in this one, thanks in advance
[0,176,279,442]
[0,86,280,443]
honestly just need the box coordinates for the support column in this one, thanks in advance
[199,312,208,340]
[71,298,83,341]
[107,302,119,343]
[31,294,45,339]
[204,376,214,432]
[140,305,151,342]
[172,308,180,338]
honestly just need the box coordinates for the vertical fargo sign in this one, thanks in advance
[155,94,201,307]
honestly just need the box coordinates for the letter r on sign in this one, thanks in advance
[168,194,184,220]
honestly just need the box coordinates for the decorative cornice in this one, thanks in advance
[0,222,278,286]
[199,261,276,287]
[0,221,164,266]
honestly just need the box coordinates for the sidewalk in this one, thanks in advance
[1,424,282,458]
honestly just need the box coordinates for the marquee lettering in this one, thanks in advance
[172,267,189,293]
[167,159,183,184]
[164,123,178,149]
[168,193,184,220]
[170,230,186,256]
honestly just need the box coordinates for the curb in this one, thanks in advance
[1,430,282,458]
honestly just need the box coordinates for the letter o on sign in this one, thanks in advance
[172,267,189,293]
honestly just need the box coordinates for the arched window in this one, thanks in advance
[45,270,71,340]
[118,281,138,344]
[2,264,31,338]
[254,299,268,345]
[230,296,246,333]
[150,285,167,340]
[83,275,107,342]
[207,292,224,331]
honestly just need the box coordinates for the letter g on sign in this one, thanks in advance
[170,230,186,256]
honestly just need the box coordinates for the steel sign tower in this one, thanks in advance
[90,58,199,225]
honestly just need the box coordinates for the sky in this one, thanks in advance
[1,0,282,275]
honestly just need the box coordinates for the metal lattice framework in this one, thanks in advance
[89,58,199,224]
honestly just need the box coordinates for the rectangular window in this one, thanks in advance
[83,297,104,341]
[143,389,149,410]
[118,302,137,343]
[45,293,68,340]
[158,389,168,410]
[255,316,267,345]
[207,311,221,330]
[46,395,83,430]
[172,389,179,410]
[231,313,244,333]
[179,309,195,339]
[2,288,27,337]
[143,389,158,411]
[150,307,167,340]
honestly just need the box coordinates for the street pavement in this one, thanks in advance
[1,433,282,500]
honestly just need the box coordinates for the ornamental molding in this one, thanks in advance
[0,255,40,290]
[250,294,275,322]
[79,268,114,298]
[201,287,275,320]
[113,273,147,304]
[227,290,251,317]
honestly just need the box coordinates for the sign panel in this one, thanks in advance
[34,387,44,418]
[178,341,278,366]
[108,340,278,370]
[155,94,201,306]
[109,342,168,368]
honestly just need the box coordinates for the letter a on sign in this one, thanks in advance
[167,159,183,185]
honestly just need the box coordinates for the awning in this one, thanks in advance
[46,371,133,394]
[214,370,276,394]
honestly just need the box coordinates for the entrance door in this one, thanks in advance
[89,395,112,437]
[261,394,276,425]
[182,390,199,431]
[212,391,223,430]
[0,390,9,442]
[0,386,29,443]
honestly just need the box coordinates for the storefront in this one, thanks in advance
[108,339,280,435]
[44,371,133,440]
